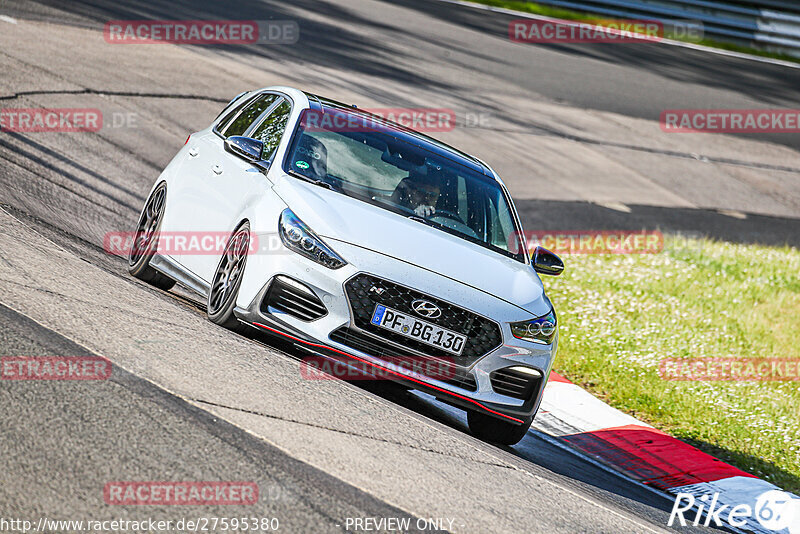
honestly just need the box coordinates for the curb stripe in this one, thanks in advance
[540,374,799,527]
[562,424,755,490]
[547,371,572,383]
[540,380,651,434]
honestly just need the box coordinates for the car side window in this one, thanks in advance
[215,95,255,133]
[487,190,520,254]
[249,100,292,161]
[213,91,249,123]
[220,93,279,138]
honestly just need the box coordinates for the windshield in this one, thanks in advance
[283,109,526,262]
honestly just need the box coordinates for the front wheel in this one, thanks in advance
[207,222,250,333]
[128,182,175,290]
[467,410,532,446]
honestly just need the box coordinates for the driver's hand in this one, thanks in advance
[414,205,435,217]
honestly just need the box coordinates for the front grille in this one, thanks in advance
[343,274,502,368]
[330,327,478,391]
[490,367,542,400]
[261,276,327,321]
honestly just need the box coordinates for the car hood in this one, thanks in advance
[273,176,547,315]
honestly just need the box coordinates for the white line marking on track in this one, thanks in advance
[717,209,748,219]
[597,201,632,213]
[0,15,18,24]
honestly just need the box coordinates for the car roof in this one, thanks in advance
[303,91,492,177]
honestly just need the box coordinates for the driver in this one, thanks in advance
[390,171,441,218]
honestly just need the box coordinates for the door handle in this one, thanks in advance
[211,164,223,175]
[188,147,199,157]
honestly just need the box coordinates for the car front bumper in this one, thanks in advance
[234,238,557,424]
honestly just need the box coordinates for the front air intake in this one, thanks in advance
[490,367,542,401]
[260,276,327,321]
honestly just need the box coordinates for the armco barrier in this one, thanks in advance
[528,0,800,57]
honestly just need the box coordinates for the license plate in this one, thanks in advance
[370,304,466,356]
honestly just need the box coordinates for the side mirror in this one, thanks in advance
[224,136,264,163]
[531,246,564,276]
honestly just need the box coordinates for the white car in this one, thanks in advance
[129,86,563,445]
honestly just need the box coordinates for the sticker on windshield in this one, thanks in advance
[295,160,309,169]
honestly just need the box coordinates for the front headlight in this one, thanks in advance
[279,209,346,269]
[510,309,557,344]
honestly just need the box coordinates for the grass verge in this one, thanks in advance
[544,236,800,493]
[463,0,800,64]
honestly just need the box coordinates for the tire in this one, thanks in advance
[467,410,532,446]
[207,221,250,333]
[128,182,175,291]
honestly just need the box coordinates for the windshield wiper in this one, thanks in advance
[309,178,335,190]
[289,171,337,191]
[407,215,437,229]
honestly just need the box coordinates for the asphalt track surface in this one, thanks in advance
[0,0,798,532]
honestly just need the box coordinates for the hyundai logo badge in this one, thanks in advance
[411,299,441,319]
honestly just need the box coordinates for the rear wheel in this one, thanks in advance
[128,182,175,290]
[467,410,532,446]
[207,222,250,333]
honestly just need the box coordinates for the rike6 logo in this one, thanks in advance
[756,491,800,533]
[669,490,799,532]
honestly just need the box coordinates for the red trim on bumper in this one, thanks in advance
[252,321,524,424]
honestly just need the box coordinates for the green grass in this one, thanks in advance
[543,236,800,493]
[470,0,800,64]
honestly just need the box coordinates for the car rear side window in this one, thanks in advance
[220,93,279,138]
[215,95,254,133]
[250,100,292,161]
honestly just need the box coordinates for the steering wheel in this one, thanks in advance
[430,209,465,225]
[430,210,478,238]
